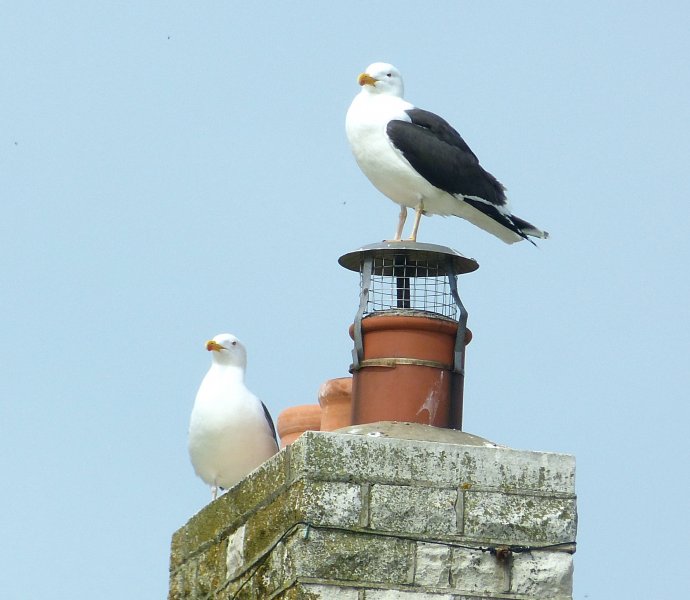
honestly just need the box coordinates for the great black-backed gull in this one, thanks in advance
[345,62,549,244]
[188,333,278,500]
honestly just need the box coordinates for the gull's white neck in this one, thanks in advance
[210,361,246,383]
[351,88,412,114]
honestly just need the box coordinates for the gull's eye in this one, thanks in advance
[231,341,237,346]
[386,72,392,77]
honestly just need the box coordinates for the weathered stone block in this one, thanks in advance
[414,542,451,586]
[171,498,238,568]
[232,479,363,572]
[450,547,508,594]
[455,446,575,494]
[370,484,457,535]
[225,524,246,580]
[169,525,188,573]
[290,431,575,495]
[298,480,362,528]
[511,551,573,598]
[279,583,360,599]
[366,590,455,599]
[194,539,227,597]
[286,526,412,585]
[464,491,577,545]
[231,448,289,514]
[232,540,287,599]
[242,485,300,567]
[290,431,469,486]
[167,557,196,600]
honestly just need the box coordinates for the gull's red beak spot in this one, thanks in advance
[358,73,377,87]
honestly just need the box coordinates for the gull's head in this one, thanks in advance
[205,333,247,368]
[357,62,404,98]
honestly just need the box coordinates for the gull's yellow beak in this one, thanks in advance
[206,340,224,352]
[358,73,377,87]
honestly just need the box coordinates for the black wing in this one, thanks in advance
[262,401,279,446]
[386,108,507,207]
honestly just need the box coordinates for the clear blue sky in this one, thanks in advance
[2,2,689,598]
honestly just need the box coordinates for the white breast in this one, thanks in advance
[346,93,446,210]
[188,369,277,489]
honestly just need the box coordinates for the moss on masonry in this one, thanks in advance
[169,428,576,600]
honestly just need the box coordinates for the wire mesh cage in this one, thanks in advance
[339,241,479,321]
[366,252,459,318]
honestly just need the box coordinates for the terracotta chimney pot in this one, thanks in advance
[276,404,321,448]
[318,377,353,431]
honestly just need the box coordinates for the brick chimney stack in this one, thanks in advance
[169,425,576,598]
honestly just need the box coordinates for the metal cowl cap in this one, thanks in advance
[338,241,479,276]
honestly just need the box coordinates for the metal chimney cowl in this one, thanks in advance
[339,241,478,430]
